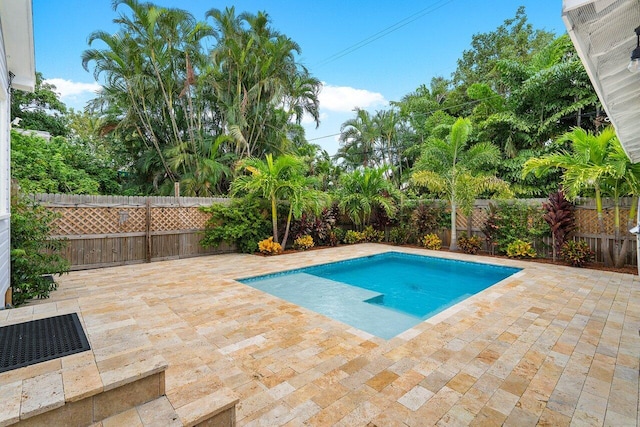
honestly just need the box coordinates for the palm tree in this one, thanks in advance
[82,0,216,192]
[231,154,307,246]
[523,127,640,267]
[411,118,508,251]
[166,135,234,196]
[334,167,400,229]
[338,108,379,169]
[206,7,320,158]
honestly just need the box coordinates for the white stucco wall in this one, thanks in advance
[0,23,10,305]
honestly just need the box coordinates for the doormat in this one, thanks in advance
[0,313,91,373]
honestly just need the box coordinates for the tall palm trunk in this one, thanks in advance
[613,196,638,268]
[450,198,458,251]
[270,195,279,243]
[281,204,294,249]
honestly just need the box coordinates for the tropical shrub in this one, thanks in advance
[482,201,549,254]
[421,233,442,250]
[362,226,384,243]
[506,239,537,258]
[293,235,314,251]
[258,237,283,255]
[329,228,346,246]
[389,225,413,245]
[200,198,270,254]
[542,190,575,261]
[411,203,447,236]
[457,233,482,254]
[290,205,338,246]
[335,167,400,229]
[560,240,594,267]
[344,230,366,244]
[11,196,69,306]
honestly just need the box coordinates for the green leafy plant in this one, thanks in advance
[560,240,594,267]
[200,198,270,254]
[506,239,537,258]
[344,230,366,244]
[11,196,69,306]
[482,201,549,255]
[329,228,346,246]
[293,235,314,251]
[389,225,413,245]
[457,232,482,254]
[421,233,442,250]
[362,226,384,243]
[258,237,283,255]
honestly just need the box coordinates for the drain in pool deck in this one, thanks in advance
[0,313,91,373]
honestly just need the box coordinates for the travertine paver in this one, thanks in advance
[1,243,639,426]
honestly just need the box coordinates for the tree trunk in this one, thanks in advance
[271,195,279,243]
[281,204,294,249]
[449,201,458,251]
[613,197,638,268]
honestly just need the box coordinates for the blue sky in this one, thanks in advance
[32,0,566,155]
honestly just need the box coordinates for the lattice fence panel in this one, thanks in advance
[574,208,630,235]
[50,207,146,235]
[150,207,210,232]
[456,207,490,230]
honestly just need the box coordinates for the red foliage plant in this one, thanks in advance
[542,190,576,261]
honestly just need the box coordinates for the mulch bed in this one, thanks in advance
[255,244,639,276]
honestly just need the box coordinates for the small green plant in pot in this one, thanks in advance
[421,233,442,250]
[560,240,594,267]
[506,239,537,258]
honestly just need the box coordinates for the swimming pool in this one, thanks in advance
[239,252,521,339]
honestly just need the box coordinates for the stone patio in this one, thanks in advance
[1,244,639,426]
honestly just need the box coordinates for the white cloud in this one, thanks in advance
[319,83,387,113]
[43,78,102,110]
[44,78,101,98]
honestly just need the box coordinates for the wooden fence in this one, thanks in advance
[30,194,233,270]
[31,194,639,269]
[453,197,638,266]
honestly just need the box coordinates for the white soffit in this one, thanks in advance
[563,0,640,162]
[0,0,35,92]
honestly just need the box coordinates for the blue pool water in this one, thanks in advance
[239,252,521,339]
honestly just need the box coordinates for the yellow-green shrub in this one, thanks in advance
[293,235,314,250]
[506,239,536,258]
[258,237,283,255]
[344,230,366,244]
[421,233,442,250]
[362,226,384,242]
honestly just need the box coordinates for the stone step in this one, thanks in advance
[95,388,238,427]
[4,355,167,426]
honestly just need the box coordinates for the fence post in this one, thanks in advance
[145,199,151,263]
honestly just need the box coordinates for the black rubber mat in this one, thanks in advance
[0,313,90,373]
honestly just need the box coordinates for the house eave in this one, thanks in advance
[562,0,640,162]
[0,0,35,92]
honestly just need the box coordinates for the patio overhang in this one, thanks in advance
[0,0,35,92]
[562,0,640,162]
